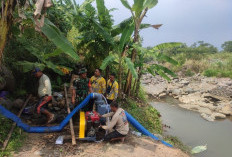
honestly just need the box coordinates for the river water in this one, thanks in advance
[150,97,232,157]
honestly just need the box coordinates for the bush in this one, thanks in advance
[0,116,26,157]
[185,69,195,77]
[203,69,218,77]
[122,98,162,134]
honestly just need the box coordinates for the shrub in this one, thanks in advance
[203,69,218,77]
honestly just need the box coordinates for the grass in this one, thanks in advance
[121,98,162,135]
[166,52,232,79]
[164,136,191,154]
[0,116,26,157]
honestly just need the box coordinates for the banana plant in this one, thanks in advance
[15,19,77,75]
[131,42,182,96]
[100,19,137,96]
[120,0,163,95]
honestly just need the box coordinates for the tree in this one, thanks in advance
[191,41,218,53]
[132,42,181,96]
[0,0,16,64]
[222,41,232,52]
[14,18,79,75]
[120,0,161,95]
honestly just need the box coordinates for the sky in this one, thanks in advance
[77,0,232,49]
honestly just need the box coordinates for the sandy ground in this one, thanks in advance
[13,132,189,157]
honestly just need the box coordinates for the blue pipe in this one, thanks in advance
[0,93,172,147]
[125,111,173,147]
[0,93,94,133]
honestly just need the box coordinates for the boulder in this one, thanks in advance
[211,112,226,119]
[179,104,199,111]
[159,92,167,98]
[201,113,215,122]
[171,89,182,96]
[179,80,189,86]
[198,107,212,115]
[183,87,195,94]
[13,99,24,109]
[143,83,167,97]
[219,104,232,115]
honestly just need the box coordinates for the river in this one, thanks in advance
[151,97,232,157]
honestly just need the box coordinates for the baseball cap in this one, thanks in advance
[32,67,41,75]
[79,68,87,74]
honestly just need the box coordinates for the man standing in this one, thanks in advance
[33,68,54,124]
[100,102,129,141]
[72,68,92,111]
[106,73,118,104]
[90,68,106,94]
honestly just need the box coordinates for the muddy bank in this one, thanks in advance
[142,74,232,121]
[14,133,189,157]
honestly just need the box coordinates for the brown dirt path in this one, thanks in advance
[13,133,189,157]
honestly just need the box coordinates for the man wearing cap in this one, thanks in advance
[72,68,93,111]
[33,68,55,124]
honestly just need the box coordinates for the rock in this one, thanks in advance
[201,113,215,122]
[203,93,221,102]
[198,107,213,115]
[183,88,195,94]
[171,89,181,96]
[141,79,151,84]
[179,80,189,85]
[179,92,203,104]
[219,104,232,115]
[159,92,167,98]
[34,150,43,155]
[173,95,179,99]
[143,83,167,97]
[211,112,226,119]
[13,99,24,109]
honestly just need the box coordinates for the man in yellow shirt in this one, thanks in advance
[90,68,106,94]
[106,73,118,104]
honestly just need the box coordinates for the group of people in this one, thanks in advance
[71,68,119,111]
[32,67,129,141]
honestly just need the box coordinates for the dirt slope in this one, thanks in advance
[14,133,189,157]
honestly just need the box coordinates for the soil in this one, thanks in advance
[13,132,189,157]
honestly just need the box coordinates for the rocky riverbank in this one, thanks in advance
[142,74,232,121]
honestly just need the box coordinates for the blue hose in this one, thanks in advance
[0,93,94,133]
[0,93,172,147]
[125,111,173,147]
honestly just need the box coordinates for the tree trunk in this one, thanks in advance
[118,47,128,99]
[118,55,122,99]
[0,0,16,64]
[135,66,143,97]
[124,24,139,95]
[132,78,137,96]
[124,8,148,95]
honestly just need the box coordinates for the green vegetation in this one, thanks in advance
[122,98,162,134]
[162,41,232,79]
[164,136,191,154]
[0,116,26,157]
